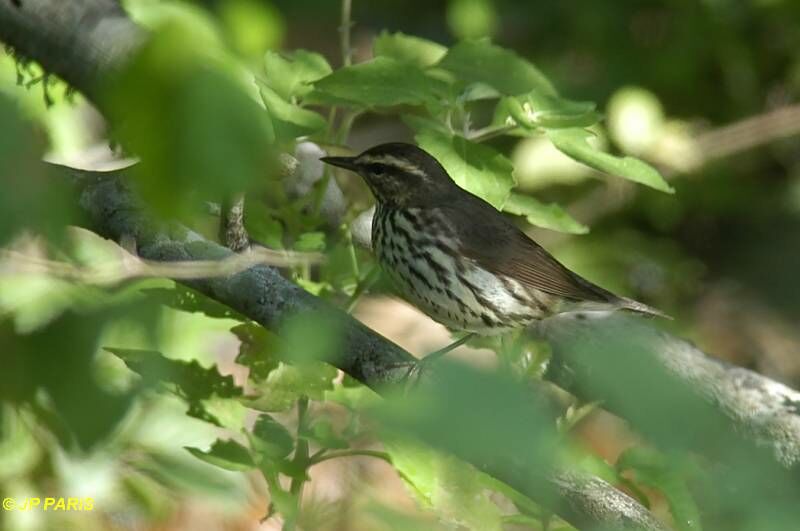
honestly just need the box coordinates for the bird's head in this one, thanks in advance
[321,143,456,207]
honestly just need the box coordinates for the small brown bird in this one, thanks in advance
[322,143,666,349]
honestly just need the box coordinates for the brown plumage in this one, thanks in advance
[322,143,667,334]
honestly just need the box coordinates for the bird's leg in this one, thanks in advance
[404,333,476,386]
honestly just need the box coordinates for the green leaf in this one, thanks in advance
[259,86,327,141]
[246,362,337,412]
[414,129,515,209]
[231,322,281,381]
[305,419,349,450]
[0,95,75,246]
[373,31,447,67]
[293,231,326,252]
[143,285,242,320]
[185,439,256,471]
[106,28,276,219]
[503,193,589,234]
[278,310,343,365]
[263,49,332,101]
[436,40,556,97]
[251,413,294,460]
[547,128,674,193]
[446,0,498,40]
[497,92,601,130]
[384,438,504,531]
[105,347,242,426]
[617,447,703,531]
[309,56,448,108]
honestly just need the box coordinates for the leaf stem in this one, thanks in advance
[346,265,381,313]
[283,397,310,531]
[467,123,519,143]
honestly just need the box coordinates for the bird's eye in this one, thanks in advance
[366,163,385,175]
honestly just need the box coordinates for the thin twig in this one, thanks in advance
[0,246,323,285]
[340,0,353,68]
[283,397,310,531]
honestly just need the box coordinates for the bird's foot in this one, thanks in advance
[403,333,476,391]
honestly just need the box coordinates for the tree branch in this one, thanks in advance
[0,0,145,106]
[64,165,665,530]
[540,312,800,468]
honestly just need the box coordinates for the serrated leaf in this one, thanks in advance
[503,193,588,234]
[185,439,256,471]
[246,362,337,412]
[617,447,702,531]
[259,86,327,141]
[437,40,556,97]
[251,413,295,459]
[262,49,332,100]
[231,322,281,381]
[547,128,674,193]
[373,31,447,67]
[105,347,242,426]
[309,56,448,108]
[414,129,514,209]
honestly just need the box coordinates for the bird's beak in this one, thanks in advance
[320,156,359,171]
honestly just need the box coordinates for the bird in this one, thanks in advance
[321,143,667,364]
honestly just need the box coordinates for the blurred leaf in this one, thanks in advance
[415,129,515,208]
[309,57,448,108]
[219,0,285,57]
[2,311,140,449]
[106,26,275,219]
[263,49,332,101]
[617,447,702,531]
[259,86,327,142]
[0,95,75,246]
[503,192,589,234]
[231,322,281,381]
[0,275,84,334]
[106,347,242,426]
[305,419,349,450]
[446,0,498,40]
[247,362,337,412]
[373,31,447,67]
[547,128,674,193]
[251,413,295,460]
[607,86,665,156]
[384,438,504,531]
[186,439,256,471]
[137,451,242,498]
[293,231,326,253]
[374,362,558,501]
[277,309,343,365]
[143,285,243,320]
[437,40,556,97]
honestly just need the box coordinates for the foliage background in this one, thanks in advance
[1,0,800,530]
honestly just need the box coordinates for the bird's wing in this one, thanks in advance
[440,199,616,304]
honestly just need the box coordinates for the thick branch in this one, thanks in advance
[0,0,145,105]
[540,313,800,468]
[65,166,664,531]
